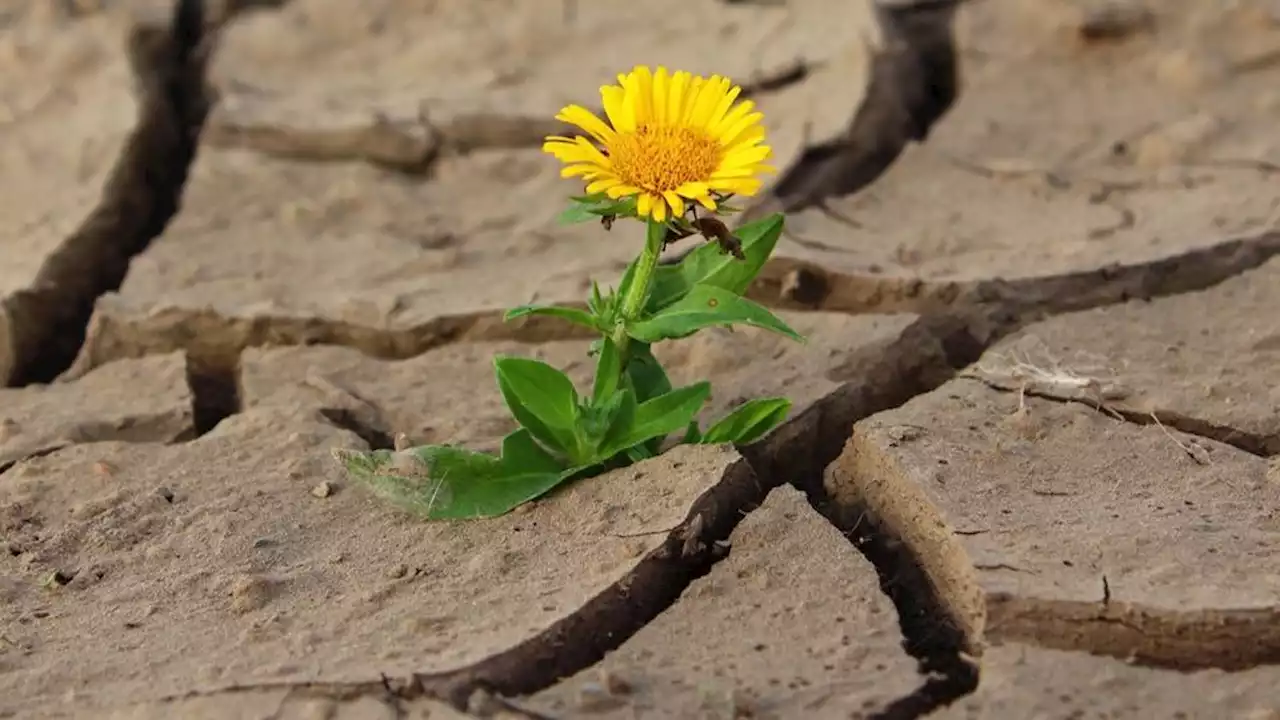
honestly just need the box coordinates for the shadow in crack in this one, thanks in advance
[4,0,216,387]
[809,486,979,720]
[740,0,962,224]
[185,352,244,436]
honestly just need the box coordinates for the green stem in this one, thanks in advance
[610,218,664,358]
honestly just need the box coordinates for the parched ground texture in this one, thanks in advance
[1,0,1279,718]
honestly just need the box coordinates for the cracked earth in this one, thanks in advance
[1,0,1278,718]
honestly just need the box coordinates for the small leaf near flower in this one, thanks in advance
[627,284,804,344]
[647,213,784,313]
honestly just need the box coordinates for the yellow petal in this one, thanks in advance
[687,75,723,128]
[675,181,711,198]
[713,100,756,140]
[720,112,765,147]
[586,177,623,194]
[570,136,611,166]
[709,178,763,196]
[600,86,632,133]
[606,183,641,199]
[629,66,654,125]
[668,70,690,124]
[652,195,668,221]
[637,192,654,218]
[707,82,743,128]
[682,76,705,124]
[556,104,616,144]
[710,167,759,179]
[662,191,686,218]
[723,124,766,152]
[561,163,603,179]
[652,66,670,125]
[721,144,771,167]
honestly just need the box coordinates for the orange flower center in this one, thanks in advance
[609,124,721,194]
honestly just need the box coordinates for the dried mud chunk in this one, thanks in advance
[527,486,921,718]
[936,644,1280,719]
[0,408,748,715]
[778,0,1280,282]
[238,312,915,451]
[827,378,1280,667]
[971,256,1280,455]
[0,353,192,468]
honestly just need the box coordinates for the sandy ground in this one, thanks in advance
[2,0,1279,718]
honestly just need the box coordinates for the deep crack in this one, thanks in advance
[185,351,243,436]
[2,0,214,387]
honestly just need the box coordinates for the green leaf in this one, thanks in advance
[598,381,710,458]
[494,356,582,459]
[558,203,603,225]
[334,428,576,519]
[598,388,637,457]
[646,213,784,312]
[588,281,604,315]
[558,194,639,225]
[625,343,673,403]
[580,386,631,449]
[700,397,791,446]
[503,304,599,331]
[501,427,567,475]
[628,284,804,344]
[592,335,622,404]
[681,420,702,444]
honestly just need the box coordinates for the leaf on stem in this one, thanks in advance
[503,304,600,331]
[627,284,804,344]
[598,381,710,459]
[334,428,578,519]
[647,212,784,312]
[557,194,639,225]
[700,397,791,446]
[494,356,583,460]
[592,335,622,404]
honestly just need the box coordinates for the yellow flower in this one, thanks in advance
[543,65,775,223]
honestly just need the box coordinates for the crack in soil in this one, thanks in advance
[969,379,1279,458]
[0,0,214,388]
[59,227,1280,385]
[149,454,772,714]
[13,0,1280,715]
[749,228,1280,316]
[986,594,1280,671]
[739,0,962,224]
[185,350,243,437]
[64,305,598,381]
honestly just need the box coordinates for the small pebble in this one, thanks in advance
[155,486,174,503]
[387,564,409,579]
[311,481,333,498]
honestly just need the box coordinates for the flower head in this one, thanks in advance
[543,65,774,222]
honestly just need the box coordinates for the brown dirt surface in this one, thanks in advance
[527,486,922,719]
[3,0,1280,718]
